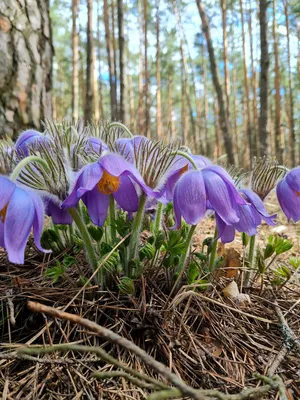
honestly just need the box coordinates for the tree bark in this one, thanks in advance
[273,0,282,162]
[143,0,150,137]
[283,0,295,166]
[168,69,176,140]
[0,0,53,138]
[258,0,269,157]
[111,0,118,119]
[137,0,144,134]
[85,0,94,122]
[97,0,105,120]
[201,43,209,156]
[103,0,117,120]
[156,0,162,140]
[240,0,252,166]
[72,0,79,120]
[117,0,126,123]
[196,0,235,164]
[221,0,230,114]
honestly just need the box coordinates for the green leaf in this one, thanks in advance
[274,266,291,279]
[88,225,103,241]
[268,235,293,255]
[118,277,135,294]
[264,243,275,259]
[139,242,155,261]
[289,257,300,270]
[188,262,200,284]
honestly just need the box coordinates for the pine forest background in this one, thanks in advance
[1,0,300,168]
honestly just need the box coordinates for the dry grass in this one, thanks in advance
[1,199,300,399]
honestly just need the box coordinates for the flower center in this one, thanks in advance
[97,170,120,195]
[296,191,300,197]
[0,203,8,223]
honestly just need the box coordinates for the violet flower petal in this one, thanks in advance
[81,186,110,226]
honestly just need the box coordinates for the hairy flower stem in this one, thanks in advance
[166,224,197,303]
[10,156,51,181]
[109,195,116,242]
[245,235,256,286]
[68,208,99,284]
[154,202,163,235]
[128,194,147,261]
[171,151,198,170]
[209,227,218,272]
[108,122,133,138]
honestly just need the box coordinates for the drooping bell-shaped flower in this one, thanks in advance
[0,176,49,263]
[62,153,152,226]
[276,166,300,222]
[15,129,51,157]
[173,165,245,228]
[216,188,277,243]
[44,198,73,225]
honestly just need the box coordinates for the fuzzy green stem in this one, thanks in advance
[109,195,116,242]
[209,227,218,272]
[108,122,133,138]
[128,194,147,260]
[171,150,198,170]
[68,208,99,283]
[244,235,256,286]
[154,202,164,235]
[10,156,51,181]
[166,225,196,304]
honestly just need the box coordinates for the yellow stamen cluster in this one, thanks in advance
[296,191,300,197]
[0,203,8,223]
[180,164,189,176]
[97,170,120,195]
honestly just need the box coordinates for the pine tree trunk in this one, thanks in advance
[103,0,117,120]
[221,0,230,114]
[72,0,79,120]
[168,70,176,140]
[117,0,126,123]
[283,0,295,166]
[128,74,135,132]
[97,0,105,120]
[258,0,269,157]
[196,0,235,164]
[156,0,162,140]
[248,0,258,156]
[111,0,118,119]
[0,0,53,138]
[143,0,150,137]
[85,0,94,122]
[240,0,252,166]
[137,0,144,134]
[273,0,282,162]
[201,43,209,157]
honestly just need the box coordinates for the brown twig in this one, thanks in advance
[5,289,16,326]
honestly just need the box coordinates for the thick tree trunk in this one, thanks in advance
[168,70,176,140]
[201,43,209,157]
[0,0,53,138]
[72,0,79,120]
[137,0,144,134]
[196,0,235,164]
[258,0,269,157]
[117,0,126,123]
[97,0,105,120]
[85,0,94,122]
[221,0,230,114]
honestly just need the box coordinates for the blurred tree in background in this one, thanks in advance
[0,0,299,168]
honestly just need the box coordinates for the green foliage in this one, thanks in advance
[45,256,76,284]
[118,277,135,295]
[268,235,293,256]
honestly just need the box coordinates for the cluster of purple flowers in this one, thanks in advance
[1,126,299,265]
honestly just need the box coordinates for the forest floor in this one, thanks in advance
[0,193,300,399]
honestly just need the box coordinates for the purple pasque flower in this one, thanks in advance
[85,137,109,154]
[45,198,73,225]
[216,188,277,243]
[15,129,51,157]
[276,166,300,222]
[173,165,245,228]
[0,176,49,264]
[62,153,152,226]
